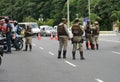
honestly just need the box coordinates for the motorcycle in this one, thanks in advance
[11,33,24,50]
[0,33,23,52]
[0,45,4,66]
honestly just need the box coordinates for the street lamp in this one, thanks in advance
[38,14,43,21]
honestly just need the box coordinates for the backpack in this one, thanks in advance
[72,24,83,36]
[16,26,22,35]
[57,24,68,36]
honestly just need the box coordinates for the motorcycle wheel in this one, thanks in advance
[3,45,8,53]
[18,40,23,50]
[0,56,1,66]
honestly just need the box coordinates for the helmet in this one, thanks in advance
[62,18,67,22]
[94,21,98,24]
[4,18,9,23]
[74,18,80,23]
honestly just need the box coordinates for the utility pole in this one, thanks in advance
[67,0,70,28]
[10,0,13,19]
[88,0,90,20]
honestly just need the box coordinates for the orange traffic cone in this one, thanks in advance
[37,33,41,40]
[55,33,58,40]
[50,33,53,40]
[88,40,91,49]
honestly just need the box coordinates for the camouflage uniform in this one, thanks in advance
[57,18,69,59]
[24,25,33,51]
[85,21,93,50]
[71,19,85,60]
[92,21,99,50]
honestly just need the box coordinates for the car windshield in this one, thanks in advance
[30,24,38,28]
[19,24,26,29]
[46,27,53,30]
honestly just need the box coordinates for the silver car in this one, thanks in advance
[40,25,57,37]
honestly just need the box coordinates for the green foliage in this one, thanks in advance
[0,0,120,30]
[90,13,101,23]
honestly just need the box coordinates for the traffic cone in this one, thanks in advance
[88,40,91,49]
[55,33,58,40]
[50,33,54,40]
[37,33,41,40]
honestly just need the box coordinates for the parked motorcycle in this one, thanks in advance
[0,45,4,66]
[0,34,23,52]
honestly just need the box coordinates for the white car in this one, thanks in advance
[18,22,40,36]
[40,25,57,37]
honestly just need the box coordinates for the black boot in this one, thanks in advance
[29,45,32,51]
[86,42,89,50]
[96,44,99,50]
[80,51,85,60]
[91,43,94,50]
[63,50,66,59]
[57,51,61,59]
[23,45,28,51]
[72,51,76,60]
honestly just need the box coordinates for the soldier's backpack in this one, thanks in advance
[72,24,83,36]
[57,24,67,36]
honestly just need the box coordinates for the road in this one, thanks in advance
[0,35,120,82]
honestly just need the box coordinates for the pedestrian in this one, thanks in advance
[71,18,85,60]
[91,21,99,50]
[57,18,70,59]
[5,18,12,54]
[23,25,33,51]
[85,20,93,50]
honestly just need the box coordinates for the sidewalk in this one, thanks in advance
[99,31,116,36]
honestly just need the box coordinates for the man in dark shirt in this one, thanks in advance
[5,18,12,53]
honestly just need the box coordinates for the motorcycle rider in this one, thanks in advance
[13,21,21,50]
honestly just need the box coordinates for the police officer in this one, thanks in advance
[92,21,99,50]
[23,25,33,51]
[5,18,12,54]
[85,20,93,50]
[71,18,85,60]
[57,18,70,59]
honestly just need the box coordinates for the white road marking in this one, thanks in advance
[39,47,44,50]
[96,78,104,82]
[65,60,76,67]
[112,51,120,54]
[48,52,55,55]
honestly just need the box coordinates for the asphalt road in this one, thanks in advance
[0,35,120,82]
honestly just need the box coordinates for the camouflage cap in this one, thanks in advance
[62,18,67,21]
[94,21,98,24]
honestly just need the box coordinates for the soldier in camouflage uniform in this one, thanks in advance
[92,21,99,50]
[71,18,85,60]
[85,20,94,50]
[57,18,70,59]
